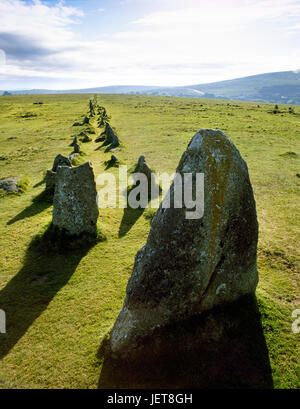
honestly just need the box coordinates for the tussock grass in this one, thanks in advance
[17,176,30,193]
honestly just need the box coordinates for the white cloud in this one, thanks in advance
[0,0,83,54]
[133,0,300,30]
[0,0,300,88]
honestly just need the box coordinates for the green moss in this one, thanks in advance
[70,155,86,166]
[17,176,30,193]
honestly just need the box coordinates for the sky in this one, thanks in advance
[0,0,300,90]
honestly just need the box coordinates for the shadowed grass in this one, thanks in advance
[7,189,53,225]
[98,295,274,389]
[0,240,93,361]
[31,222,106,253]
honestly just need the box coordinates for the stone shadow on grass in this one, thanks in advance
[118,182,159,238]
[97,295,273,389]
[118,163,161,238]
[7,190,53,225]
[118,205,146,238]
[104,159,119,171]
[95,134,109,151]
[0,237,94,360]
[33,177,46,188]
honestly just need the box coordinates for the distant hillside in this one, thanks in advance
[2,70,300,104]
[145,70,300,104]
[1,85,161,96]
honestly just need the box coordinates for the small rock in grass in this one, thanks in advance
[0,177,19,192]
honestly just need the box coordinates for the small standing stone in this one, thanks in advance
[74,142,80,153]
[89,100,95,116]
[103,123,120,152]
[52,154,71,172]
[69,153,80,163]
[45,154,71,192]
[71,135,78,146]
[45,170,56,191]
[82,134,92,143]
[136,155,153,182]
[52,162,99,236]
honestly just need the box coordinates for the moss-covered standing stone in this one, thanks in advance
[110,129,259,359]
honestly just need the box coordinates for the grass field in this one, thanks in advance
[0,94,299,389]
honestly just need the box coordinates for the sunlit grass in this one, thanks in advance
[0,94,299,388]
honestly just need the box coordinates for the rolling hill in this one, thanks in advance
[144,70,300,104]
[2,69,300,104]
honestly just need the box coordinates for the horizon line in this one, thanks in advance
[2,68,300,92]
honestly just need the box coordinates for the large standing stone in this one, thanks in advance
[110,128,258,359]
[52,162,99,236]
